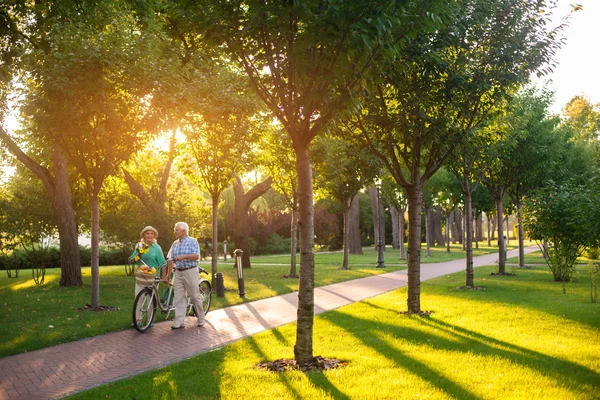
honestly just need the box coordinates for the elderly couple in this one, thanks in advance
[129,222,205,329]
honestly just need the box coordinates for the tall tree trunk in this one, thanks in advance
[348,195,362,254]
[368,186,386,250]
[90,192,100,308]
[0,130,82,286]
[399,207,406,260]
[341,198,350,270]
[53,147,82,286]
[476,213,484,241]
[406,185,423,314]
[391,206,400,250]
[232,175,273,268]
[496,197,506,274]
[289,204,299,277]
[454,209,463,244]
[486,214,492,246]
[464,188,474,287]
[445,211,451,253]
[473,211,479,249]
[425,208,432,257]
[462,208,466,250]
[211,193,219,287]
[449,211,455,244]
[294,146,315,364]
[434,206,445,245]
[516,202,525,268]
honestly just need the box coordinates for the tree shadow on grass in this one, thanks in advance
[417,315,600,394]
[322,310,481,400]
[322,307,600,399]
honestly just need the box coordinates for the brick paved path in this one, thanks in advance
[0,248,536,399]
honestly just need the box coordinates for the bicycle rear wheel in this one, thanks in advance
[192,280,212,316]
[133,288,156,333]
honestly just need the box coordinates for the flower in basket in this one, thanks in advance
[132,242,151,262]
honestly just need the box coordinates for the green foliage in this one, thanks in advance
[0,165,57,253]
[253,234,291,256]
[0,245,132,271]
[523,181,598,287]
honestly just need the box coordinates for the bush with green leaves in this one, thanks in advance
[523,181,600,292]
[0,245,131,270]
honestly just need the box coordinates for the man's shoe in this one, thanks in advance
[197,320,205,327]
[171,324,184,330]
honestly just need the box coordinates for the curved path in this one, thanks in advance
[0,247,537,399]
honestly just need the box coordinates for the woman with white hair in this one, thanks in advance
[167,221,205,329]
[128,226,166,298]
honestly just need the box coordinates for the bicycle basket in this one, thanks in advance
[135,269,156,286]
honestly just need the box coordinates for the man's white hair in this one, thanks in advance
[174,222,189,234]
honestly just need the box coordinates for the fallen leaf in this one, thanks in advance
[48,325,54,329]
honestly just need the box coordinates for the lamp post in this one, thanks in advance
[376,179,386,268]
[223,240,228,261]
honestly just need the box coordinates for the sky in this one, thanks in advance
[540,0,600,114]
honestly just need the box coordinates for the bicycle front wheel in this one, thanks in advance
[192,279,212,316]
[133,288,156,333]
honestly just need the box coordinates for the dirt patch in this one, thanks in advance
[490,272,516,276]
[257,356,348,373]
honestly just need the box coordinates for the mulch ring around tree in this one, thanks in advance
[399,310,435,316]
[490,272,517,276]
[77,304,120,312]
[257,356,348,373]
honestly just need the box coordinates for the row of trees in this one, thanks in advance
[2,0,597,365]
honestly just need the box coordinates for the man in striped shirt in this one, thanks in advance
[167,222,206,329]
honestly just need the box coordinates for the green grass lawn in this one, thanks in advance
[0,242,531,357]
[67,262,600,400]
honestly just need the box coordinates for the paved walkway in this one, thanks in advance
[0,247,537,400]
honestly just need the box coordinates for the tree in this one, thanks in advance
[232,175,273,269]
[0,165,57,272]
[0,1,84,286]
[121,132,179,252]
[312,135,379,270]
[180,72,261,285]
[0,129,82,285]
[502,87,562,268]
[381,176,408,259]
[523,181,599,293]
[352,0,565,312]
[258,129,299,277]
[181,0,428,363]
[26,2,166,308]
[562,95,600,147]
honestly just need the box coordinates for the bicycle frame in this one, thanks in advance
[133,260,212,332]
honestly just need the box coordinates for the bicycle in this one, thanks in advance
[133,259,212,333]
